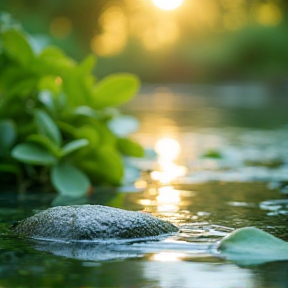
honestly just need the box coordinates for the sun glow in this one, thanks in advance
[152,0,184,11]
[152,138,187,184]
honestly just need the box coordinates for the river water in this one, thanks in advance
[0,84,288,288]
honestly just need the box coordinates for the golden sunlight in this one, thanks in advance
[91,5,127,56]
[157,186,181,205]
[152,0,184,11]
[152,138,187,184]
[155,138,181,161]
[150,252,184,262]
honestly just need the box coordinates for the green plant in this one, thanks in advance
[0,13,144,196]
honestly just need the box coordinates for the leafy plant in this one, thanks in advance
[0,13,144,196]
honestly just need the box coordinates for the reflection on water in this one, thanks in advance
[142,261,256,288]
[155,137,181,160]
[149,251,184,261]
[156,186,181,212]
[151,137,187,184]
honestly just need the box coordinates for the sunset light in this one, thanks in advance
[152,0,184,11]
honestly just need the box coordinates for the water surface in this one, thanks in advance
[1,85,288,288]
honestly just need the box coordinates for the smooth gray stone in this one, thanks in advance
[14,205,179,241]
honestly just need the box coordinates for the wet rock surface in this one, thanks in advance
[14,205,179,241]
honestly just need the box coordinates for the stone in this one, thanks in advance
[14,205,179,241]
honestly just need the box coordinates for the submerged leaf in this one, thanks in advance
[218,227,288,266]
[11,143,57,165]
[51,162,90,196]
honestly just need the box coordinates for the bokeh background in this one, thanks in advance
[1,0,288,85]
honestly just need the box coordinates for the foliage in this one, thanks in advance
[0,13,144,196]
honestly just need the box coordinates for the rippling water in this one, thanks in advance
[0,85,288,288]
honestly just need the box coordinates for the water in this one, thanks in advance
[1,84,288,288]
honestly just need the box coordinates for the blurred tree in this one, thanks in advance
[1,0,288,83]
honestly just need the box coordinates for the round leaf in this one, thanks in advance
[51,162,90,197]
[218,227,288,266]
[11,143,57,165]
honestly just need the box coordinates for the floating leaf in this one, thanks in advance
[202,149,222,159]
[35,109,62,146]
[218,227,288,266]
[61,139,89,157]
[51,162,90,197]
[11,143,57,165]
[93,74,140,108]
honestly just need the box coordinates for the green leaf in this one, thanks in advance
[108,115,139,137]
[38,76,62,94]
[38,90,56,113]
[62,67,94,108]
[96,147,124,185]
[202,149,222,159]
[51,162,90,196]
[0,119,17,156]
[38,46,74,75]
[73,106,97,118]
[2,29,34,66]
[61,139,89,157]
[76,159,99,184]
[79,54,96,75]
[27,134,62,158]
[93,73,140,108]
[11,143,57,165]
[35,109,62,146]
[76,125,100,148]
[218,227,288,266]
[0,164,21,176]
[57,121,78,137]
[117,138,144,157]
